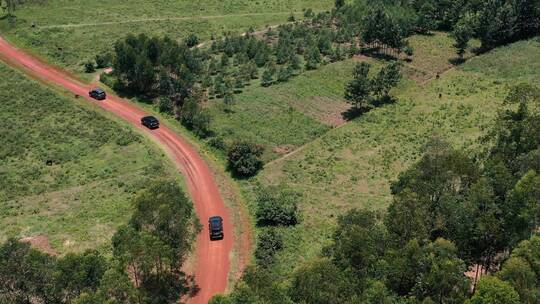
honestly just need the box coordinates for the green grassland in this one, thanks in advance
[252,37,540,277]
[206,32,478,163]
[0,0,333,75]
[0,62,176,254]
[207,61,360,162]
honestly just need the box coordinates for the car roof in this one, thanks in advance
[209,216,223,222]
[142,116,158,121]
[92,88,105,93]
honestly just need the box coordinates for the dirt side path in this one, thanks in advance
[0,36,236,304]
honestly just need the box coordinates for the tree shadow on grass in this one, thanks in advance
[342,96,397,121]
[449,57,466,66]
[361,48,399,62]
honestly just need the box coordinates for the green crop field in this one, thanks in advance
[0,62,177,254]
[0,0,333,75]
[251,37,540,276]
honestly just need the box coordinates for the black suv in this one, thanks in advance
[89,88,106,100]
[141,116,160,129]
[209,216,224,240]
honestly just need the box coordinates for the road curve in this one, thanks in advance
[0,36,232,304]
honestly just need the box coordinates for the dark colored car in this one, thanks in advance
[89,88,106,100]
[209,216,224,240]
[141,116,160,129]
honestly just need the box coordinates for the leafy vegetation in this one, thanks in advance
[0,62,173,253]
[0,181,197,304]
[219,83,540,303]
[0,0,334,74]
[227,141,264,178]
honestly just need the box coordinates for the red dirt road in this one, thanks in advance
[0,36,232,304]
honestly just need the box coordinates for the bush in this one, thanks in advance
[95,53,112,69]
[207,137,226,151]
[84,61,95,73]
[254,228,283,267]
[256,186,299,226]
[192,110,211,138]
[178,98,211,138]
[227,141,264,177]
[157,96,174,114]
[184,34,199,48]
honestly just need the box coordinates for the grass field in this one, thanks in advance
[251,38,540,277]
[0,0,333,75]
[0,62,177,254]
[205,32,478,162]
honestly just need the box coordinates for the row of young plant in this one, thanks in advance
[211,81,540,303]
[0,181,197,304]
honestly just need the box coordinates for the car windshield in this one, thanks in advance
[94,89,104,94]
[210,218,222,229]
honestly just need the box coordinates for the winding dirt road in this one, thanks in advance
[0,36,232,304]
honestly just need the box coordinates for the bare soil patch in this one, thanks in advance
[20,235,57,256]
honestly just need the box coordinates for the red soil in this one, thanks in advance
[0,36,233,304]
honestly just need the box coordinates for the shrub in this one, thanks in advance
[192,110,211,138]
[95,53,112,69]
[84,61,95,73]
[254,228,283,267]
[184,34,199,48]
[207,137,226,151]
[227,141,264,177]
[157,96,174,114]
[256,186,299,226]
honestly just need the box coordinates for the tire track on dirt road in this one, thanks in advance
[0,36,238,304]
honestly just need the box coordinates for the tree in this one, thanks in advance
[184,34,199,48]
[412,239,469,304]
[511,236,540,280]
[388,138,479,250]
[227,141,264,177]
[224,91,235,107]
[498,257,538,303]
[54,250,107,302]
[112,180,195,303]
[95,264,139,304]
[261,69,274,87]
[467,276,520,304]
[362,280,396,304]
[254,228,283,267]
[0,239,58,303]
[95,53,112,69]
[84,61,95,73]
[289,259,357,304]
[304,45,322,70]
[452,18,472,59]
[344,62,372,109]
[385,190,431,247]
[228,266,291,304]
[504,171,540,246]
[372,62,402,99]
[335,0,345,9]
[277,66,293,83]
[385,239,426,296]
[512,0,540,40]
[328,209,387,277]
[2,0,16,17]
[256,186,299,226]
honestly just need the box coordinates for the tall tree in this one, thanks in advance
[344,62,372,109]
[468,276,520,304]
